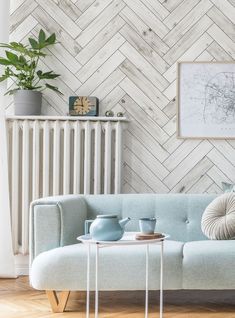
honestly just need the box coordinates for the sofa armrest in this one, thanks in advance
[30,195,87,264]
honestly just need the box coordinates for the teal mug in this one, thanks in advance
[139,217,156,234]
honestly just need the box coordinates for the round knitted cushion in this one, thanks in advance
[201,193,235,240]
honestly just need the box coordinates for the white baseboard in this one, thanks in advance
[15,254,29,276]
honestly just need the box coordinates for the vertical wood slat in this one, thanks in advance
[11,120,19,253]
[84,121,91,195]
[53,120,60,195]
[63,121,70,194]
[73,121,81,194]
[104,121,112,194]
[22,120,30,254]
[114,121,122,194]
[32,120,40,200]
[43,120,50,197]
[94,121,101,194]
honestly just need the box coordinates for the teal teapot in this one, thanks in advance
[88,215,131,241]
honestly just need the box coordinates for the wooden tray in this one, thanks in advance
[135,232,164,240]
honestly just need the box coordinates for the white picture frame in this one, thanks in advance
[177,62,235,139]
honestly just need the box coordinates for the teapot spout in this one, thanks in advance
[119,217,131,229]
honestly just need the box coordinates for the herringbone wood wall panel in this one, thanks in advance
[9,0,235,194]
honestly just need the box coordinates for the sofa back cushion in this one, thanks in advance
[85,194,217,242]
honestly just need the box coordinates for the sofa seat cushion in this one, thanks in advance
[183,240,235,289]
[201,193,235,240]
[30,240,184,291]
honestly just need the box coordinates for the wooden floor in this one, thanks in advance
[1,277,235,317]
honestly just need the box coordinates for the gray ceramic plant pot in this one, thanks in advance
[14,90,42,115]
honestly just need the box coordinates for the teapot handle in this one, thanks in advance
[84,219,94,235]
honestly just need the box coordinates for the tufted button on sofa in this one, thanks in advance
[30,194,235,312]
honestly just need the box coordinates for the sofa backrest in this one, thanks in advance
[85,194,217,242]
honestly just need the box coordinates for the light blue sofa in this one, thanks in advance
[30,194,235,311]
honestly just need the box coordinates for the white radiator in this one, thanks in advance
[6,116,127,254]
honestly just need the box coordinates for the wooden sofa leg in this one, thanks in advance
[46,290,70,313]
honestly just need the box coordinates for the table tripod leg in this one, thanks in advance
[95,244,99,318]
[145,244,149,318]
[86,244,90,318]
[160,241,164,318]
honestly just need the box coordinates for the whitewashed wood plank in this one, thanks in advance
[210,140,235,167]
[92,69,125,101]
[162,99,176,119]
[164,140,201,171]
[196,50,214,61]
[124,147,169,193]
[119,94,169,144]
[32,6,81,57]
[206,183,222,194]
[53,0,82,21]
[119,59,169,110]
[120,24,169,74]
[207,149,235,183]
[39,1,82,38]
[162,0,184,12]
[207,41,234,61]
[162,116,176,137]
[77,0,112,29]
[126,121,169,163]
[162,133,183,154]
[164,0,212,47]
[76,15,125,64]
[123,164,154,193]
[100,86,125,115]
[210,0,235,24]
[164,15,213,64]
[163,33,213,83]
[119,77,169,127]
[207,24,235,59]
[120,6,169,56]
[77,0,125,47]
[170,157,213,193]
[207,165,233,188]
[77,33,125,83]
[187,175,213,194]
[122,0,169,38]
[10,0,37,33]
[125,130,169,180]
[163,80,176,100]
[163,0,200,29]
[10,15,37,42]
[139,0,169,20]
[164,141,213,189]
[120,42,169,91]
[10,0,25,14]
[207,6,235,41]
[77,51,125,96]
[75,0,95,12]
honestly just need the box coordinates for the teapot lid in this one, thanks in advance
[97,214,117,218]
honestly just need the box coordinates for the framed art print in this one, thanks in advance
[177,62,235,139]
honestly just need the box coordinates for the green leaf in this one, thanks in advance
[0,58,12,65]
[46,33,56,45]
[45,83,63,95]
[6,51,18,63]
[0,74,9,82]
[38,29,46,44]
[37,70,60,79]
[29,38,38,49]
[19,55,27,65]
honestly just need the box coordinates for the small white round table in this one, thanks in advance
[77,232,169,318]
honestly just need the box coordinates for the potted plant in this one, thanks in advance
[0,29,62,115]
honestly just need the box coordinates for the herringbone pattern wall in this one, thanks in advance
[9,0,235,194]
